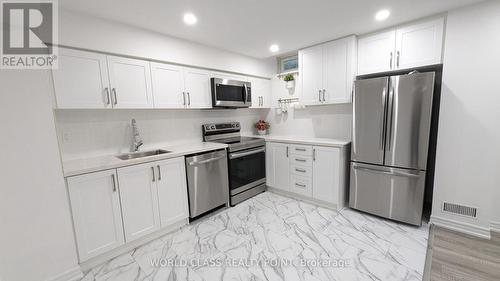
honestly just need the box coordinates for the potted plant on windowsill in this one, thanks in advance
[283,73,295,89]
[254,120,270,135]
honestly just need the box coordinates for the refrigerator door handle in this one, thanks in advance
[353,165,421,178]
[386,77,396,151]
[380,83,388,150]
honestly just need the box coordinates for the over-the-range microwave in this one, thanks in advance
[211,77,251,108]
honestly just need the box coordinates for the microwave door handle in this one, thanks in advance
[244,84,249,104]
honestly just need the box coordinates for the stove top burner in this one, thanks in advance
[202,122,265,152]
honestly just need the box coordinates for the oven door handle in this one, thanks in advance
[229,147,265,159]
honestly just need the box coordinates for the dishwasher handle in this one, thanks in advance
[188,155,225,166]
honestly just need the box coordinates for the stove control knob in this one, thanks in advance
[210,125,216,130]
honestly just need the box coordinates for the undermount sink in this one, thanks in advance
[116,149,172,160]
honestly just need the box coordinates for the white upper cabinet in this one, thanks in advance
[67,169,124,262]
[107,56,154,109]
[299,44,324,104]
[156,157,189,227]
[358,17,444,75]
[184,67,212,109]
[53,48,111,109]
[117,163,161,242]
[395,18,444,69]
[357,30,396,75]
[249,77,272,108]
[300,35,356,105]
[150,62,185,109]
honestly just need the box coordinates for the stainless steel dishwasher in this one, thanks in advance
[185,149,229,218]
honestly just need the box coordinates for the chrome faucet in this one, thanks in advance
[131,119,143,152]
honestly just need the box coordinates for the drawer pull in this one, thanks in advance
[295,148,306,151]
[295,183,306,188]
[295,158,306,162]
[295,168,306,173]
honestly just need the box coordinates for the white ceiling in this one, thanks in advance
[60,0,483,59]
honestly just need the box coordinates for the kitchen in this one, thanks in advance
[1,1,500,281]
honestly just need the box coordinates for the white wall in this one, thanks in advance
[263,76,352,140]
[431,0,500,236]
[0,70,80,281]
[56,109,266,161]
[59,9,275,78]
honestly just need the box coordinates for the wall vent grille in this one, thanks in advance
[442,202,477,218]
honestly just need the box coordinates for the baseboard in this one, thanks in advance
[430,215,491,239]
[267,187,342,211]
[44,266,83,281]
[490,221,500,233]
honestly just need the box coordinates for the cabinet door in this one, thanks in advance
[150,62,185,108]
[300,45,324,104]
[156,157,189,227]
[357,30,396,75]
[312,146,341,205]
[249,78,272,108]
[323,36,356,104]
[107,56,154,108]
[67,170,124,261]
[52,48,111,109]
[184,67,212,108]
[117,163,160,242]
[266,142,290,191]
[395,18,444,69]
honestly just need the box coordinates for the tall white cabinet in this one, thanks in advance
[266,140,350,209]
[67,169,124,261]
[299,35,356,105]
[357,17,444,75]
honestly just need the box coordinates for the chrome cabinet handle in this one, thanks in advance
[151,167,156,182]
[313,148,316,161]
[322,89,326,102]
[295,168,306,173]
[157,165,161,181]
[318,90,322,102]
[111,174,117,192]
[389,52,393,69]
[112,88,118,105]
[182,92,186,106]
[187,92,191,106]
[286,146,289,158]
[105,88,110,105]
[396,51,400,68]
[295,158,306,162]
[295,183,306,188]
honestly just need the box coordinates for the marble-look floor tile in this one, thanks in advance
[78,191,429,281]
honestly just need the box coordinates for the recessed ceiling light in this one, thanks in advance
[183,13,197,25]
[375,9,390,21]
[269,44,279,53]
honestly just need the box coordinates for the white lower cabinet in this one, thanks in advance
[67,169,125,261]
[266,142,290,191]
[265,141,349,209]
[67,156,189,262]
[156,157,189,227]
[117,162,161,242]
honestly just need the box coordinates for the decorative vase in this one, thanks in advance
[286,80,295,89]
[257,129,267,135]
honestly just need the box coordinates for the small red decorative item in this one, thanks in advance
[254,120,270,131]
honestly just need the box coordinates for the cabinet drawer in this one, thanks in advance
[290,165,312,178]
[290,144,313,156]
[290,155,313,167]
[290,175,313,197]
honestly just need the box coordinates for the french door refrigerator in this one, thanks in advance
[349,72,435,226]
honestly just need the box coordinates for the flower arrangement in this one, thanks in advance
[283,74,295,82]
[254,120,270,135]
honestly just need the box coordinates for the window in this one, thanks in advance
[279,55,298,73]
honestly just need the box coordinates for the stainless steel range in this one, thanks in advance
[203,122,266,205]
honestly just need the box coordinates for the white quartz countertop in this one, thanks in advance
[244,134,351,147]
[63,142,228,177]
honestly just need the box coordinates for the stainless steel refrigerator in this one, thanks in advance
[349,72,435,226]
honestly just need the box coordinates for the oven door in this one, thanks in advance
[211,78,251,108]
[228,146,266,195]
